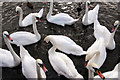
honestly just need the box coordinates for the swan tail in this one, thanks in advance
[38,8,44,18]
[75,74,83,78]
[93,4,100,15]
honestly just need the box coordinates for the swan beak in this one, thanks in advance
[17,11,19,16]
[85,60,89,66]
[6,35,13,41]
[36,17,41,22]
[88,3,90,9]
[41,65,48,72]
[112,25,117,32]
[96,69,105,79]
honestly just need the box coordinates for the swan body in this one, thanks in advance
[16,6,43,27]
[20,46,47,79]
[94,20,120,50]
[94,63,120,78]
[0,31,20,67]
[46,0,79,26]
[44,35,86,56]
[82,1,99,25]
[9,14,41,46]
[85,38,106,79]
[47,46,83,78]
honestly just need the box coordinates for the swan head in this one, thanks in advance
[88,63,105,79]
[36,59,48,72]
[112,20,120,32]
[32,14,41,22]
[3,31,13,41]
[86,1,90,9]
[16,6,22,16]
[85,51,99,66]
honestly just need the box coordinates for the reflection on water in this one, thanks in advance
[1,2,120,80]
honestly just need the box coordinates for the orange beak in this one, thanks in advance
[96,70,105,79]
[7,35,13,41]
[41,66,48,72]
[17,11,19,16]
[85,60,88,66]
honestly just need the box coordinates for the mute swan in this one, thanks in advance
[46,0,79,26]
[44,35,86,56]
[82,1,99,25]
[9,14,41,46]
[94,63,120,79]
[85,38,106,79]
[94,20,120,50]
[16,6,43,27]
[20,46,47,79]
[45,45,83,79]
[0,31,20,67]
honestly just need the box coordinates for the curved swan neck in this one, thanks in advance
[48,45,56,54]
[85,2,89,13]
[94,19,100,29]
[36,63,42,79]
[19,8,23,26]
[111,24,119,38]
[32,16,40,39]
[4,37,20,64]
[47,0,53,19]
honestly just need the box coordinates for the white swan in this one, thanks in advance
[85,37,106,79]
[44,35,86,56]
[20,46,47,79]
[9,14,41,46]
[94,63,120,79]
[46,0,79,26]
[16,6,43,27]
[82,1,99,25]
[94,20,120,50]
[0,31,20,67]
[45,44,83,78]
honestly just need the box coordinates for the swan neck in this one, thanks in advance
[36,63,42,79]
[85,2,89,13]
[111,24,119,37]
[47,0,53,19]
[89,69,94,78]
[19,9,23,26]
[48,45,56,54]
[4,37,20,63]
[32,17,40,39]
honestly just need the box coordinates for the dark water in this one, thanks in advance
[1,2,120,80]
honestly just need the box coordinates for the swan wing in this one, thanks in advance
[0,48,14,67]
[20,46,37,78]
[10,31,38,46]
[37,8,44,18]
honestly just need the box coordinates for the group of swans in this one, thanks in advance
[1,31,47,79]
[9,14,41,46]
[85,37,106,79]
[1,0,119,80]
[83,1,120,79]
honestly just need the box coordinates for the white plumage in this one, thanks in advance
[9,14,41,46]
[16,6,43,27]
[44,35,86,56]
[46,0,79,26]
[82,1,99,25]
[0,31,20,67]
[20,46,46,79]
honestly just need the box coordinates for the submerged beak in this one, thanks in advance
[41,65,48,72]
[96,69,105,79]
[85,60,89,66]
[17,11,19,16]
